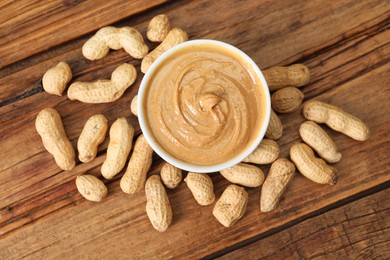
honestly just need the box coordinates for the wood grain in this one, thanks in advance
[0,0,389,258]
[0,0,170,68]
[218,188,390,259]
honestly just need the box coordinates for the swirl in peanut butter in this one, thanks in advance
[145,44,266,165]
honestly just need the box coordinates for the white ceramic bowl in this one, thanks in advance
[138,39,270,173]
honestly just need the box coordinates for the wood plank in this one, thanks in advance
[0,0,389,258]
[217,188,390,259]
[0,0,170,68]
[1,0,388,103]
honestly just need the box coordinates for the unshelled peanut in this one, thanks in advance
[35,108,75,171]
[145,175,173,232]
[243,139,279,164]
[147,14,170,42]
[265,109,283,140]
[299,121,341,163]
[263,64,310,91]
[68,63,137,103]
[77,114,108,163]
[213,185,248,228]
[101,118,134,179]
[261,158,295,212]
[184,172,215,205]
[42,62,72,96]
[271,87,304,113]
[141,27,188,73]
[120,134,154,194]
[303,100,370,141]
[130,94,138,116]
[160,162,182,189]
[82,26,148,60]
[220,163,265,188]
[290,143,337,185]
[76,175,108,202]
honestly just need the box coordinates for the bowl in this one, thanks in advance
[138,39,270,173]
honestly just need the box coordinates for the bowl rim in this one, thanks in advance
[138,39,271,173]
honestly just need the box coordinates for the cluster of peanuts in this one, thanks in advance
[35,14,370,232]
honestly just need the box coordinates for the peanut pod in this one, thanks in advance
[220,163,265,188]
[120,134,154,194]
[35,108,75,171]
[290,143,337,185]
[261,158,295,212]
[299,121,341,163]
[303,100,370,141]
[145,175,173,232]
[213,185,248,227]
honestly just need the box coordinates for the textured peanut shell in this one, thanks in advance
[68,63,137,103]
[145,175,173,232]
[220,163,265,188]
[290,143,337,185]
[147,14,170,42]
[184,172,215,205]
[303,100,370,141]
[77,114,108,163]
[120,134,154,194]
[141,27,188,73]
[300,121,342,163]
[261,158,295,212]
[82,26,149,60]
[130,94,138,117]
[160,163,182,189]
[271,87,304,113]
[265,109,283,140]
[263,64,310,91]
[243,139,280,164]
[35,108,75,171]
[101,118,134,179]
[76,175,108,202]
[213,185,248,228]
[42,62,72,96]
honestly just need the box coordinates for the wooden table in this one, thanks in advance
[1,0,389,259]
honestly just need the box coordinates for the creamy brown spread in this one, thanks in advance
[143,43,267,165]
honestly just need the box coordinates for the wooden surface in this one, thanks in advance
[0,0,389,259]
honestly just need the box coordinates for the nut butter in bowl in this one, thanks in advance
[138,40,270,173]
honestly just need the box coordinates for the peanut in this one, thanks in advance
[243,139,280,164]
[160,162,182,189]
[260,158,295,212]
[147,14,170,42]
[82,26,148,60]
[68,63,137,103]
[184,172,215,205]
[290,143,337,185]
[303,100,370,141]
[101,118,134,179]
[263,64,310,91]
[77,114,108,163]
[76,175,108,202]
[120,134,154,194]
[35,108,75,171]
[300,121,342,163]
[213,185,248,227]
[265,109,283,140]
[42,62,72,96]
[220,163,265,188]
[141,27,188,73]
[145,175,173,232]
[130,94,138,117]
[271,87,304,113]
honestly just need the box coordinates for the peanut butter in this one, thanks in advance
[143,43,267,165]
